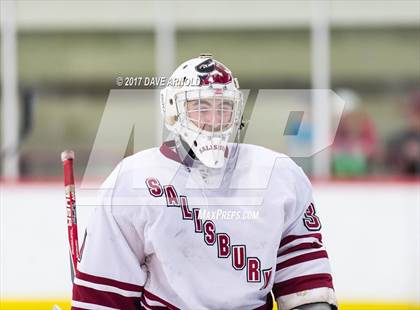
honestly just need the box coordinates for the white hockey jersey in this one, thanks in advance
[71,142,337,310]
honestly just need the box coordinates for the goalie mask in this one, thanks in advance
[160,55,244,168]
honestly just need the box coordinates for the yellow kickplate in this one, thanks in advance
[0,300,419,310]
[338,303,420,310]
[0,300,70,310]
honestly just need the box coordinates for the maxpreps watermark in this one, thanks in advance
[198,209,260,221]
[115,76,200,88]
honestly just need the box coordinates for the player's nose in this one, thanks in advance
[202,109,217,121]
[199,110,219,131]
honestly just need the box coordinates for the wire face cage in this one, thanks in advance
[175,88,243,137]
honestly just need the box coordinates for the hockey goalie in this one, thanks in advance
[71,55,338,310]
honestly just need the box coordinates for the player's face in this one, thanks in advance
[186,97,234,132]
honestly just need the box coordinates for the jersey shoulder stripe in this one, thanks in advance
[72,271,143,310]
[276,250,329,271]
[76,270,143,292]
[272,273,334,297]
[279,233,323,248]
[72,283,140,309]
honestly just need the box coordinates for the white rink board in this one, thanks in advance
[0,181,419,303]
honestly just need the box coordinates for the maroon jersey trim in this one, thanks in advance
[159,140,229,166]
[160,141,183,164]
[72,283,140,309]
[76,270,143,292]
[277,241,323,257]
[279,233,323,248]
[273,273,334,297]
[276,250,329,271]
[143,289,180,310]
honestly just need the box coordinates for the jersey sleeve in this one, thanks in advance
[71,163,147,310]
[273,167,337,310]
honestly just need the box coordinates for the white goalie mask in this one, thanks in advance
[160,55,244,168]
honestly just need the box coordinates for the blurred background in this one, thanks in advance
[1,0,419,180]
[1,1,419,309]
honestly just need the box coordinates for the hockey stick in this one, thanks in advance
[61,150,80,282]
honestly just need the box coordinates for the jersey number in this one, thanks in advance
[303,203,321,231]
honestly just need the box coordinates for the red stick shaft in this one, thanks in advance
[61,151,80,276]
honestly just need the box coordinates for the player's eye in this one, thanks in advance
[199,100,212,108]
[218,101,234,110]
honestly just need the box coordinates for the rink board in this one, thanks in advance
[1,181,419,308]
